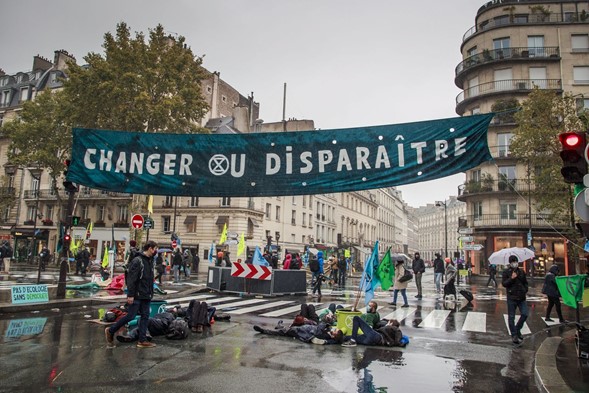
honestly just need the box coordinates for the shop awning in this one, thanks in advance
[215,216,229,225]
[248,217,260,227]
[184,216,196,225]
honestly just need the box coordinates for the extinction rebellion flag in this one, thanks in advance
[68,114,494,196]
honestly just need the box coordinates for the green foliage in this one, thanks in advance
[491,98,519,123]
[2,89,71,185]
[61,23,209,133]
[510,89,584,268]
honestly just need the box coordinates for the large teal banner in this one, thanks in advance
[69,114,494,196]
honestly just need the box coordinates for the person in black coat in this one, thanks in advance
[412,252,426,299]
[105,241,158,348]
[502,255,529,344]
[543,264,566,323]
[433,253,445,293]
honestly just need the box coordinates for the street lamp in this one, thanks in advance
[28,167,43,284]
[435,200,448,259]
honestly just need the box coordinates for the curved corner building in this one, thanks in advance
[455,0,589,276]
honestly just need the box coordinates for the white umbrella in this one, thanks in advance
[488,247,535,265]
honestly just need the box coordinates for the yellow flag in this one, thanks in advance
[86,221,93,239]
[237,233,246,257]
[147,195,153,215]
[69,236,78,255]
[219,223,228,245]
[344,249,350,258]
[102,246,109,268]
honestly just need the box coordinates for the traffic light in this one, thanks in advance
[71,216,80,226]
[559,132,588,183]
[63,233,71,248]
[63,159,79,192]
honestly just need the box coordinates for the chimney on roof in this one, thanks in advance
[0,69,5,77]
[53,49,76,71]
[33,55,53,72]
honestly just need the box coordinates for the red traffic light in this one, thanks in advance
[64,234,71,242]
[560,133,582,148]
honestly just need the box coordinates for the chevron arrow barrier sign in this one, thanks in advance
[231,262,273,280]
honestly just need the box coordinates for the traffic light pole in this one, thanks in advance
[56,190,76,299]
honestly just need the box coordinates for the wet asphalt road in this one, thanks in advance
[0,271,586,393]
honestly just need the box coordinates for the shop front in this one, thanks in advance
[10,228,50,264]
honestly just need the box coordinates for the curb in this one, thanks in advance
[534,335,572,393]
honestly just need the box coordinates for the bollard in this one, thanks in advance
[56,258,69,299]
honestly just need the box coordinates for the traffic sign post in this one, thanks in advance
[143,217,154,230]
[131,214,144,229]
[462,244,484,251]
[458,228,473,235]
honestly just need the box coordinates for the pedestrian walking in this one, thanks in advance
[105,240,158,348]
[172,248,182,283]
[311,251,325,298]
[183,249,192,278]
[412,252,425,299]
[502,255,529,345]
[433,253,445,293]
[486,264,497,287]
[391,259,409,308]
[542,264,566,323]
[154,253,164,285]
[337,255,347,287]
[443,258,457,300]
[192,252,200,276]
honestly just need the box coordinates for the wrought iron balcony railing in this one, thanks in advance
[456,79,561,105]
[458,178,535,197]
[460,213,569,229]
[463,9,589,42]
[455,47,559,79]
[23,188,132,200]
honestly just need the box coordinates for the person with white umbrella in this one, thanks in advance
[501,255,529,345]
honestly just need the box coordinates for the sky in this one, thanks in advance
[1,0,483,207]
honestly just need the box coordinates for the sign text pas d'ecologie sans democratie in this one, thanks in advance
[68,114,494,197]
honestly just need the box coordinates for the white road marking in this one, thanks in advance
[419,310,451,329]
[260,303,323,317]
[503,314,531,335]
[462,312,486,333]
[228,300,296,315]
[541,317,560,326]
[382,307,417,322]
[163,294,216,304]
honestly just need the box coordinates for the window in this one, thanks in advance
[473,202,483,220]
[309,215,312,228]
[472,107,481,115]
[81,205,89,219]
[302,195,306,207]
[500,202,517,220]
[291,210,296,225]
[97,205,105,221]
[572,34,589,52]
[206,86,212,93]
[499,165,516,191]
[498,133,514,157]
[494,15,509,26]
[494,68,513,91]
[0,78,7,87]
[164,196,173,207]
[1,90,11,106]
[513,15,528,24]
[27,206,36,221]
[493,37,511,57]
[118,205,129,222]
[221,95,227,102]
[163,216,171,232]
[0,114,3,128]
[529,67,547,88]
[292,196,296,205]
[471,169,481,182]
[573,66,589,84]
[275,206,280,221]
[468,76,479,97]
[528,36,545,56]
[20,87,28,102]
[46,205,54,221]
[467,46,477,57]
[189,196,199,207]
[266,203,271,219]
[577,98,589,113]
[302,212,306,226]
[50,73,57,83]
[221,197,231,206]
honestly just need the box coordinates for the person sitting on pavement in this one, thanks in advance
[342,317,404,347]
[186,300,216,333]
[361,300,381,329]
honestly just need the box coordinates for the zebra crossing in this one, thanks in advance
[161,293,544,336]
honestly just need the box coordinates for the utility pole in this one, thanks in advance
[57,191,75,299]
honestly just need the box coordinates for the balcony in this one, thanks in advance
[460,213,568,229]
[23,188,131,200]
[463,9,589,42]
[458,178,535,199]
[456,79,561,113]
[455,47,559,85]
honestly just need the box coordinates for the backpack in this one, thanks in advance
[309,257,319,272]
[166,318,189,340]
[290,258,300,270]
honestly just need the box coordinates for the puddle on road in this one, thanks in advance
[322,348,461,392]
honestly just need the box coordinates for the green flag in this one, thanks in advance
[377,248,395,291]
[555,274,587,309]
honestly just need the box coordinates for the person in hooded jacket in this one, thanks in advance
[412,252,425,299]
[543,264,566,323]
[444,258,457,300]
[283,254,292,269]
[391,259,409,307]
[502,255,529,344]
[312,251,325,298]
[433,253,445,293]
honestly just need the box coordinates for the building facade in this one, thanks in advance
[455,0,589,275]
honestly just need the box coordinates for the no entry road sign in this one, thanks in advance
[131,214,144,229]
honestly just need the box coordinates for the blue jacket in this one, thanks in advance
[317,251,324,274]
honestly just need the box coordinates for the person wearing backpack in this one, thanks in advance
[311,251,325,298]
[309,253,321,284]
[289,254,300,270]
